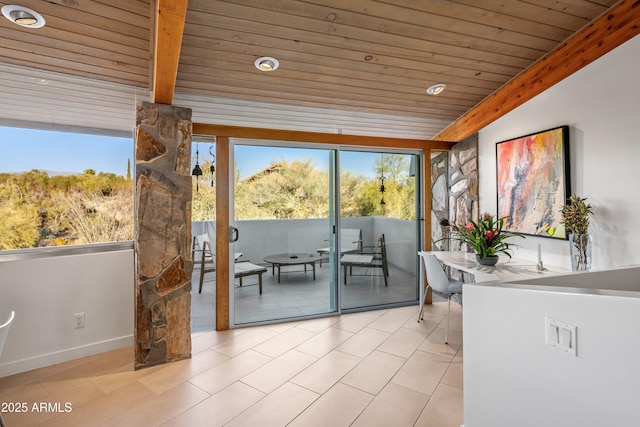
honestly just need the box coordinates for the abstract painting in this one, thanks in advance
[496,126,570,239]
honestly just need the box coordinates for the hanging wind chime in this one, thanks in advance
[191,144,203,191]
[379,156,386,205]
[209,144,216,186]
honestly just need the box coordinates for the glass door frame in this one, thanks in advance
[336,146,424,313]
[229,139,340,327]
[227,142,424,326]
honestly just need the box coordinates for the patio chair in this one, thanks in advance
[341,234,389,286]
[193,233,242,266]
[194,234,266,294]
[0,311,14,427]
[317,228,362,267]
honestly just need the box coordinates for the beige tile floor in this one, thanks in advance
[0,303,463,427]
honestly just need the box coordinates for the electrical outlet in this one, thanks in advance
[74,312,85,329]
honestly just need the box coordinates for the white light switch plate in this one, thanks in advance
[545,316,577,357]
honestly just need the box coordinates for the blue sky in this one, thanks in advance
[233,144,380,179]
[0,126,133,176]
[1,126,382,178]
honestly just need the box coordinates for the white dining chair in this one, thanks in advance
[418,252,463,344]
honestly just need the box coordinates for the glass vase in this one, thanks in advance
[441,226,451,251]
[475,254,498,266]
[569,234,592,271]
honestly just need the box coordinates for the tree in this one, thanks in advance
[0,169,134,249]
[192,159,216,220]
[182,152,417,225]
[53,188,133,244]
[343,154,416,220]
[0,199,40,249]
[214,155,416,221]
[235,159,329,219]
[340,171,369,216]
[0,171,47,248]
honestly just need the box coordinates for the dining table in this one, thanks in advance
[419,250,569,315]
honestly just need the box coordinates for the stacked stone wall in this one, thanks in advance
[430,151,449,250]
[431,135,479,251]
[134,101,193,369]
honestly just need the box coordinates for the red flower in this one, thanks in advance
[465,223,474,230]
[485,230,495,239]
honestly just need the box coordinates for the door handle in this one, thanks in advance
[229,226,239,243]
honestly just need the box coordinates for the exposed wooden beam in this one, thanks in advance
[193,123,455,151]
[434,0,640,142]
[152,0,188,104]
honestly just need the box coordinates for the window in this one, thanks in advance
[0,126,133,250]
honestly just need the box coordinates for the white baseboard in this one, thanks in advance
[0,335,133,378]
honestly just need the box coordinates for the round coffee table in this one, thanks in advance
[263,253,321,283]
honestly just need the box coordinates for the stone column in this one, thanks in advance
[134,101,193,369]
[431,151,449,250]
[448,135,479,249]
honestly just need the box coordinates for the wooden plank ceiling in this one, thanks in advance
[0,0,630,139]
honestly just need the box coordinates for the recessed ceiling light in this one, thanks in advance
[255,57,279,72]
[426,83,447,95]
[1,5,46,28]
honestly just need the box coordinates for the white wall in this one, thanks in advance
[0,249,134,377]
[373,216,417,273]
[478,34,640,271]
[464,34,640,426]
[464,267,640,427]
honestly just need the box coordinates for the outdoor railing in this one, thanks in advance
[193,216,417,273]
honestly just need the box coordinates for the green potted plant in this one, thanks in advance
[560,196,594,271]
[449,212,524,265]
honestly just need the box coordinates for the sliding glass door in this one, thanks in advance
[339,150,420,310]
[228,142,421,325]
[232,143,338,325]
